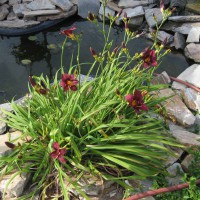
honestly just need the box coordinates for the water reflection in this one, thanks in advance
[0,18,191,103]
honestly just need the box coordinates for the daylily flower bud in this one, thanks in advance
[124,12,127,19]
[87,12,95,21]
[90,47,97,58]
[116,9,122,18]
[160,0,164,12]
[39,88,48,95]
[113,47,118,55]
[29,76,36,87]
[5,141,16,149]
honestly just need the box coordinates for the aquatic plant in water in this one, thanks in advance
[0,1,179,199]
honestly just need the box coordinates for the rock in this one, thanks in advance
[181,88,200,111]
[49,0,73,11]
[23,9,61,17]
[157,31,174,44]
[7,10,18,20]
[145,8,163,27]
[0,5,9,20]
[162,21,200,35]
[195,114,200,125]
[170,0,187,13]
[106,1,121,12]
[26,0,56,10]
[129,16,144,27]
[151,71,171,85]
[77,0,100,19]
[70,0,78,5]
[174,32,186,50]
[148,0,158,3]
[0,102,13,114]
[169,124,200,147]
[166,163,184,186]
[13,3,30,17]
[0,0,8,5]
[168,16,200,23]
[37,5,77,21]
[186,1,200,15]
[165,146,184,167]
[181,154,194,171]
[118,0,149,8]
[99,4,115,18]
[175,23,200,35]
[0,131,22,156]
[0,172,30,198]
[9,0,21,6]
[172,64,200,90]
[184,43,200,63]
[0,118,6,135]
[154,88,195,126]
[186,27,200,43]
[119,6,144,21]
[0,19,40,28]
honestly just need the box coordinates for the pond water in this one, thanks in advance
[0,17,191,103]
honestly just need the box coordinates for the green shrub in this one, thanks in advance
[0,2,180,199]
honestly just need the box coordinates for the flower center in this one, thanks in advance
[67,80,73,86]
[132,100,137,107]
[145,57,150,63]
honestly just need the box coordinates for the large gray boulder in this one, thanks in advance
[78,0,100,19]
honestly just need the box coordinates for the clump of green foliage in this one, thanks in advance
[0,1,179,199]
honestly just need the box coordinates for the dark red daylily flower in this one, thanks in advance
[50,142,67,164]
[141,47,157,68]
[60,26,76,40]
[60,73,78,91]
[125,90,149,114]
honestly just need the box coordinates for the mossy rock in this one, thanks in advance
[186,0,200,14]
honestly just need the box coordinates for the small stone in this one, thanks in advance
[7,10,18,20]
[49,0,73,11]
[182,88,200,111]
[0,5,9,20]
[172,64,200,90]
[37,5,77,21]
[166,163,184,186]
[151,71,171,85]
[195,114,200,125]
[157,31,174,44]
[165,146,184,167]
[0,19,40,28]
[118,0,149,8]
[0,0,8,5]
[77,0,100,19]
[169,124,200,147]
[0,172,30,198]
[26,0,56,10]
[174,32,186,50]
[184,43,200,63]
[106,1,121,12]
[168,16,200,23]
[129,16,144,27]
[154,88,195,126]
[23,9,61,17]
[145,8,163,28]
[13,3,30,17]
[99,4,115,18]
[0,131,22,156]
[186,27,200,43]
[181,154,194,171]
[119,6,144,21]
[9,0,21,6]
[0,102,12,113]
[0,119,6,135]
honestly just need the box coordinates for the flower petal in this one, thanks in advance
[58,155,66,164]
[52,142,59,150]
[50,151,58,159]
[125,94,134,103]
